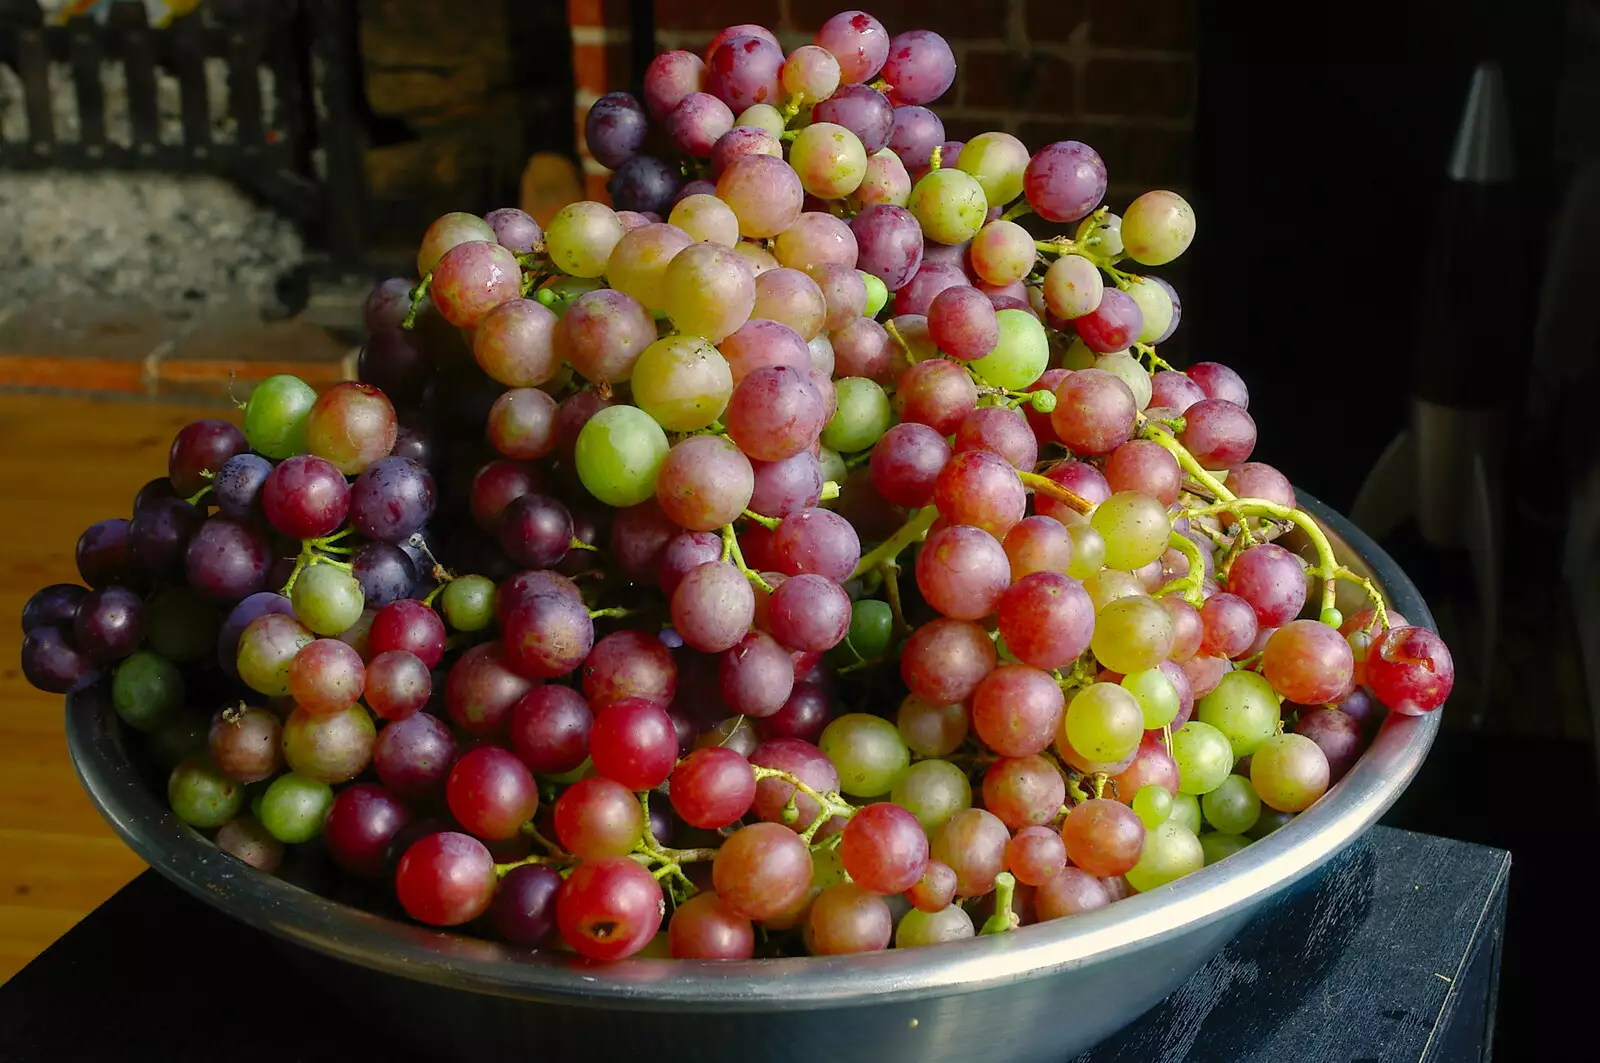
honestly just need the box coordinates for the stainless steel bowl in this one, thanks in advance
[66,494,1439,1063]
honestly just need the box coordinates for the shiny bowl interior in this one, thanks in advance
[66,493,1439,1011]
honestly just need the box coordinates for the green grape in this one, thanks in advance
[145,587,220,663]
[1124,819,1203,892]
[1168,791,1202,833]
[790,122,869,199]
[908,168,987,245]
[631,336,733,432]
[818,446,847,491]
[148,712,209,770]
[112,650,185,732]
[1201,774,1262,834]
[1122,667,1180,729]
[1248,807,1296,839]
[1084,569,1144,611]
[1065,524,1106,578]
[574,404,671,506]
[1132,784,1173,828]
[820,713,910,797]
[1094,351,1153,410]
[896,904,975,947]
[1091,492,1170,571]
[546,201,624,278]
[889,759,972,833]
[1121,190,1195,266]
[1076,211,1124,259]
[1124,279,1175,345]
[1062,683,1144,763]
[954,132,1028,211]
[1195,670,1281,759]
[1319,607,1344,628]
[736,103,785,136]
[167,754,244,829]
[861,271,888,318]
[1062,335,1100,370]
[1249,733,1330,812]
[821,377,892,453]
[441,575,496,632]
[1090,595,1174,674]
[969,309,1048,390]
[843,598,893,662]
[292,564,365,637]
[237,614,314,697]
[243,374,317,459]
[1201,831,1252,866]
[258,772,334,844]
[1171,721,1233,795]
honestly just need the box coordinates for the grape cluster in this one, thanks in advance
[21,9,1455,964]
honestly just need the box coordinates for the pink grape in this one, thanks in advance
[1110,731,1182,800]
[1294,707,1364,781]
[1180,399,1257,469]
[1035,867,1111,920]
[900,618,996,705]
[644,50,707,118]
[1074,287,1143,353]
[1263,620,1356,705]
[841,802,930,894]
[1024,141,1107,223]
[1228,544,1309,627]
[1006,825,1068,887]
[1061,799,1145,877]
[1366,626,1455,715]
[717,154,804,239]
[1105,440,1183,505]
[1003,515,1074,580]
[752,268,827,339]
[726,365,829,462]
[907,859,958,912]
[816,9,890,84]
[893,260,968,316]
[669,892,754,959]
[287,638,365,715]
[1188,362,1250,408]
[916,524,1010,621]
[655,435,754,532]
[719,318,812,384]
[1200,592,1259,659]
[982,754,1067,830]
[776,211,859,274]
[771,507,861,582]
[971,664,1066,758]
[713,822,814,920]
[931,808,1010,896]
[720,631,796,718]
[1051,369,1137,456]
[880,30,956,106]
[473,300,560,388]
[707,36,784,112]
[1151,370,1206,412]
[932,449,1026,538]
[1033,460,1111,526]
[895,357,978,434]
[766,573,852,652]
[998,572,1096,670]
[1161,596,1205,661]
[671,561,756,653]
[953,406,1038,471]
[748,450,824,519]
[431,241,520,329]
[851,204,924,291]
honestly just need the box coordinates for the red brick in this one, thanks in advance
[655,0,784,34]
[1082,57,1193,118]
[1087,0,1195,49]
[788,0,997,39]
[572,42,633,97]
[1025,0,1088,41]
[566,0,631,30]
[961,49,1076,113]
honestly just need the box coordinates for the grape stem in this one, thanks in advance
[979,872,1020,935]
[750,765,856,844]
[1017,469,1095,515]
[1089,772,1109,799]
[883,318,911,357]
[1132,342,1175,373]
[401,273,432,330]
[589,606,635,620]
[1180,495,1358,621]
[850,506,938,580]
[1162,723,1174,758]
[883,561,908,641]
[1155,531,1207,605]
[1001,201,1034,222]
[568,537,598,552]
[635,793,717,894]
[185,485,212,506]
[720,524,775,593]
[519,820,569,858]
[278,533,356,597]
[928,144,943,171]
[493,854,571,877]
[741,509,781,530]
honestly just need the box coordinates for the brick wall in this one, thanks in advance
[567,0,1196,207]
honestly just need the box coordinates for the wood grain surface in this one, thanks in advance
[0,394,230,982]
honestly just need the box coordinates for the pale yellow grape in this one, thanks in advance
[1062,683,1145,765]
[573,404,670,507]
[1249,734,1330,812]
[662,241,756,342]
[1076,211,1124,258]
[1168,791,1202,833]
[908,168,987,245]
[781,45,842,104]
[1062,335,1100,370]
[1201,774,1262,834]
[861,272,888,317]
[1084,568,1145,611]
[790,122,869,198]
[1065,524,1106,578]
[1091,491,1170,571]
[1195,670,1281,759]
[955,132,1029,210]
[717,155,804,239]
[1090,595,1174,674]
[1043,254,1104,320]
[1170,721,1233,795]
[1132,784,1173,828]
[736,103,785,137]
[606,222,693,311]
[848,148,913,210]
[1125,820,1203,892]
[1094,352,1152,410]
[546,201,624,278]
[1122,667,1181,728]
[969,309,1048,390]
[896,905,975,948]
[889,758,972,833]
[630,335,734,431]
[969,220,1036,285]
[1125,278,1175,344]
[1122,190,1196,266]
[1201,832,1252,866]
[735,241,780,275]
[669,194,740,247]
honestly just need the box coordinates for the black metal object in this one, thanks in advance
[0,0,366,271]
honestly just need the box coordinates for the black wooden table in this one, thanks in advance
[0,826,1508,1063]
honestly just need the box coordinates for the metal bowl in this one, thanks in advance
[66,494,1439,1063]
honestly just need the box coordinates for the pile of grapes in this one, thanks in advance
[21,10,1455,963]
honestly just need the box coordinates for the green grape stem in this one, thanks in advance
[185,485,212,506]
[1155,531,1207,605]
[750,765,856,844]
[1001,201,1034,222]
[493,853,572,877]
[278,533,357,597]
[850,506,939,580]
[928,144,943,171]
[979,872,1020,935]
[1180,495,1354,620]
[568,536,598,552]
[401,273,432,330]
[741,509,782,530]
[519,820,569,858]
[1017,469,1095,515]
[720,524,775,592]
[1132,342,1176,373]
[588,606,636,620]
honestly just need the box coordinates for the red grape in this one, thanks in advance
[916,524,1009,620]
[669,892,754,959]
[1034,867,1111,920]
[982,755,1067,830]
[556,856,665,960]
[1061,798,1145,877]
[713,821,814,920]
[1227,544,1308,627]
[971,664,1066,758]
[1006,825,1068,886]
[1365,626,1454,715]
[365,650,432,720]
[840,801,929,894]
[395,832,497,926]
[590,696,678,791]
[324,783,410,876]
[369,599,447,669]
[553,776,646,858]
[931,808,1010,897]
[670,747,757,828]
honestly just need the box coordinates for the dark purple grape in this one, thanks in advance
[75,519,132,588]
[499,494,574,570]
[350,457,437,544]
[73,586,146,662]
[324,784,412,877]
[133,476,179,514]
[659,531,723,598]
[607,155,682,216]
[217,591,295,677]
[756,681,831,743]
[23,584,87,632]
[484,207,543,255]
[364,276,414,332]
[128,497,203,579]
[502,593,594,680]
[213,453,274,521]
[492,863,563,944]
[391,424,438,470]
[813,84,894,153]
[358,328,434,407]
[22,624,101,693]
[351,542,417,609]
[168,419,248,497]
[374,711,459,797]
[584,92,650,169]
[495,570,583,626]
[185,518,270,602]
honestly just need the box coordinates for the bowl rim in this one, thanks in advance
[66,492,1439,1011]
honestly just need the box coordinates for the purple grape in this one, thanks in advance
[350,457,437,544]
[76,519,133,588]
[880,30,956,106]
[74,585,145,662]
[491,863,562,944]
[391,424,437,470]
[887,105,945,171]
[213,453,273,521]
[23,584,87,632]
[584,92,649,169]
[502,592,594,679]
[667,92,734,158]
[1024,141,1108,223]
[217,592,295,677]
[185,518,270,602]
[373,711,459,798]
[168,419,248,497]
[352,542,418,609]
[748,450,824,519]
[607,155,682,216]
[707,36,784,112]
[358,328,433,407]
[813,84,894,154]
[1150,276,1182,344]
[364,277,413,333]
[484,207,543,255]
[851,204,925,292]
[499,494,574,570]
[894,260,969,316]
[659,531,723,598]
[711,125,781,176]
[674,178,719,206]
[22,624,101,693]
